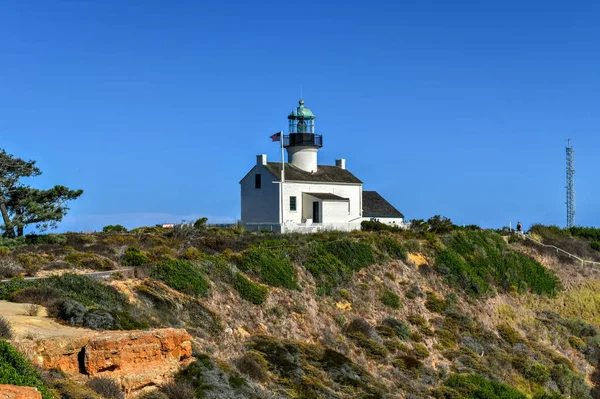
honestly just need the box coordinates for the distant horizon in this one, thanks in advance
[2,0,598,233]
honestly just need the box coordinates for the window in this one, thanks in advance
[290,196,297,211]
[255,174,261,189]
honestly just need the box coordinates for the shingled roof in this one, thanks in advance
[362,191,404,218]
[265,162,362,184]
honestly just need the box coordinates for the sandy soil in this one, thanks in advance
[0,300,92,339]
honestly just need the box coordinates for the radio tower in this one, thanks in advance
[566,139,575,228]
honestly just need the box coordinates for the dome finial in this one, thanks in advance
[299,99,304,106]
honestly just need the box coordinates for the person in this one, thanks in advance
[516,221,522,233]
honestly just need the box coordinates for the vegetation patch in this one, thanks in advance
[437,373,526,399]
[233,273,268,305]
[239,246,299,290]
[436,230,560,297]
[0,340,54,399]
[121,246,149,266]
[64,250,115,270]
[380,288,401,309]
[150,259,210,296]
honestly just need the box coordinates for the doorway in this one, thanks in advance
[312,201,320,223]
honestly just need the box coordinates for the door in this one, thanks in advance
[312,201,320,223]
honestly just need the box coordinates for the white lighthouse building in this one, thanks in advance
[240,99,404,233]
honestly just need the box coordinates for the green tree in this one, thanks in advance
[0,149,82,237]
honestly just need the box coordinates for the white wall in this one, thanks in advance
[281,182,362,224]
[240,164,279,224]
[322,200,351,223]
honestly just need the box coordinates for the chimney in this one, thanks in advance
[335,159,346,170]
[257,154,267,165]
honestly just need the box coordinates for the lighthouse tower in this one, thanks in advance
[285,99,322,173]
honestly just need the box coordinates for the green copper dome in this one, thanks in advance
[288,99,316,120]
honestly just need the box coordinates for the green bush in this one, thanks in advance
[591,241,600,252]
[380,317,411,339]
[361,220,403,232]
[304,244,350,295]
[436,230,560,298]
[569,336,585,350]
[570,226,600,241]
[425,292,448,313]
[239,246,299,290]
[16,253,48,276]
[234,273,268,305]
[380,289,401,309]
[377,237,408,260]
[102,225,127,232]
[150,259,210,296]
[323,239,375,271]
[24,234,68,245]
[64,251,115,270]
[0,340,54,399]
[412,343,430,359]
[440,373,526,399]
[122,246,149,266]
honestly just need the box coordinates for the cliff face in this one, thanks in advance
[19,328,192,393]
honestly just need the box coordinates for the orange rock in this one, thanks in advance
[23,328,192,393]
[0,385,42,399]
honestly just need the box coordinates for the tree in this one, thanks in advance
[0,149,83,237]
[427,215,455,234]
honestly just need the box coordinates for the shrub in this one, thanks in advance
[84,309,115,330]
[122,246,149,266]
[346,318,379,340]
[183,247,203,260]
[0,258,22,279]
[239,246,299,290]
[0,340,54,399]
[437,230,560,297]
[408,315,428,328]
[569,336,586,350]
[380,289,401,309]
[103,224,127,232]
[151,259,210,296]
[24,303,41,316]
[304,244,350,295]
[9,287,63,308]
[392,355,423,371]
[323,239,375,271]
[441,373,526,399]
[56,299,86,325]
[591,241,600,252]
[377,237,408,260]
[497,323,522,345]
[0,247,10,257]
[234,273,268,305]
[64,250,115,270]
[24,234,68,245]
[136,391,169,399]
[0,315,13,339]
[427,215,455,234]
[16,253,48,276]
[194,217,208,230]
[87,377,124,399]
[412,343,430,359]
[235,350,269,382]
[381,317,411,339]
[361,220,403,232]
[160,381,197,399]
[425,292,448,313]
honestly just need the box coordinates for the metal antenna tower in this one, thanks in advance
[566,138,575,228]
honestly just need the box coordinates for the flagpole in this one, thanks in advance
[280,130,285,232]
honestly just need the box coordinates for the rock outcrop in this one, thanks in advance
[0,385,42,399]
[20,328,192,393]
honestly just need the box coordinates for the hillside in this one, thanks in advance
[1,224,600,398]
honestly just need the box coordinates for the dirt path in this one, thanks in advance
[0,300,92,339]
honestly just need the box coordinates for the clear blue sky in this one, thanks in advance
[1,0,599,232]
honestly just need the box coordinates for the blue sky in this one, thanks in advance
[1,0,599,232]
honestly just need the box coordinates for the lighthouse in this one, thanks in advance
[239,98,405,233]
[285,99,322,173]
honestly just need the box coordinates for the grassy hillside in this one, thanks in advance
[1,224,600,398]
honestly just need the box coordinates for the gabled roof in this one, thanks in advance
[306,193,349,201]
[265,162,362,184]
[362,191,404,218]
